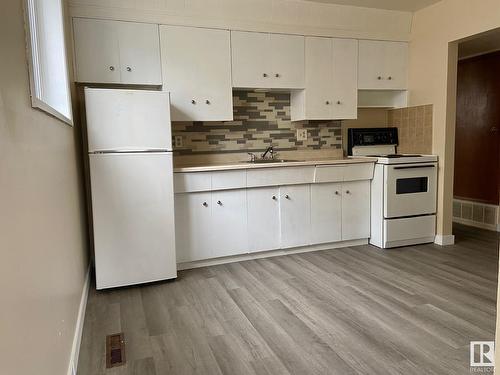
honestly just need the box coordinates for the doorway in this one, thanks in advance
[452,31,500,233]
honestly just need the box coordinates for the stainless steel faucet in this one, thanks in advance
[261,146,274,159]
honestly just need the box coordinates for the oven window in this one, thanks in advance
[396,177,428,194]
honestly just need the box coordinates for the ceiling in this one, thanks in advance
[302,0,442,12]
[459,29,500,59]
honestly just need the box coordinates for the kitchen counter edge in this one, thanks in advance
[173,158,378,173]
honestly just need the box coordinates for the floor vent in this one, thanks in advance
[106,333,126,368]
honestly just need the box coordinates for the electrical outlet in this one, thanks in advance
[174,135,183,148]
[296,128,308,141]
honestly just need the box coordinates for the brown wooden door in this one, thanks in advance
[454,51,500,205]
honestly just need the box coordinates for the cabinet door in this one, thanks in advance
[118,22,162,85]
[161,26,233,121]
[270,34,305,89]
[342,180,370,241]
[175,192,212,263]
[311,183,342,244]
[382,41,408,90]
[247,187,281,253]
[331,39,358,119]
[358,40,386,89]
[231,31,271,88]
[304,37,334,119]
[280,185,311,248]
[73,18,121,83]
[211,190,248,258]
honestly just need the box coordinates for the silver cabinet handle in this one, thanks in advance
[387,76,392,80]
[335,191,340,195]
[205,100,210,105]
[202,202,208,207]
[345,190,350,194]
[377,76,382,80]
[217,200,222,205]
[272,195,277,200]
[109,66,115,71]
[126,66,132,72]
[263,73,268,77]
[191,100,196,104]
[285,195,290,200]
[325,101,330,105]
[275,73,280,78]
[337,100,341,105]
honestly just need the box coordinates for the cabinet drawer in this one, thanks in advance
[314,165,343,183]
[211,170,246,190]
[247,166,315,187]
[174,172,211,193]
[343,163,374,181]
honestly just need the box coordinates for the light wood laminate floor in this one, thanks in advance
[78,224,498,375]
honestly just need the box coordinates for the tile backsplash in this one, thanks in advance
[172,91,342,155]
[388,104,433,154]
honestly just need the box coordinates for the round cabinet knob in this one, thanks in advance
[109,66,115,71]
[205,100,210,105]
[345,190,350,194]
[272,195,277,200]
[263,73,268,78]
[217,200,222,205]
[285,195,290,200]
[191,99,196,104]
[126,66,132,72]
[337,100,342,105]
[377,76,382,80]
[388,76,392,80]
[325,101,330,105]
[275,73,280,78]
[335,191,340,195]
[202,202,208,207]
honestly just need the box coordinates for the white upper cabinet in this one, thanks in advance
[291,37,357,121]
[73,18,161,85]
[160,25,233,121]
[358,40,408,90]
[331,38,358,119]
[231,31,304,89]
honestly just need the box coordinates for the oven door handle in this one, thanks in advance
[393,165,435,170]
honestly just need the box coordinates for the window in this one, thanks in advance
[24,0,73,125]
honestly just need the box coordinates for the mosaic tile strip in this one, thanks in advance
[172,91,342,155]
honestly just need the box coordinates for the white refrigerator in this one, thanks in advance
[85,88,177,289]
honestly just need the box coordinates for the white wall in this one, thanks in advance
[68,0,413,41]
[408,0,500,238]
[0,1,89,374]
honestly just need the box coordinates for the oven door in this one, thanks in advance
[384,163,437,218]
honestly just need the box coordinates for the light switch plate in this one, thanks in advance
[296,129,307,141]
[174,136,183,148]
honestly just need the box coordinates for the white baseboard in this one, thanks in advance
[67,266,91,375]
[434,234,455,246]
[178,238,368,270]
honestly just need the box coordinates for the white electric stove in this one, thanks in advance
[348,128,438,248]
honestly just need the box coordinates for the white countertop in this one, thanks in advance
[174,157,378,173]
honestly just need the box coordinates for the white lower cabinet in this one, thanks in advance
[247,187,281,253]
[175,192,212,262]
[311,183,342,244]
[211,190,248,258]
[280,185,311,249]
[341,180,371,240]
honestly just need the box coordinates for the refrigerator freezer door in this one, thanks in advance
[85,88,172,152]
[90,152,176,289]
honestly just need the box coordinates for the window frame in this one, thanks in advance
[24,0,73,126]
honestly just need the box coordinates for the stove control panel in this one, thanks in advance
[347,127,399,156]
